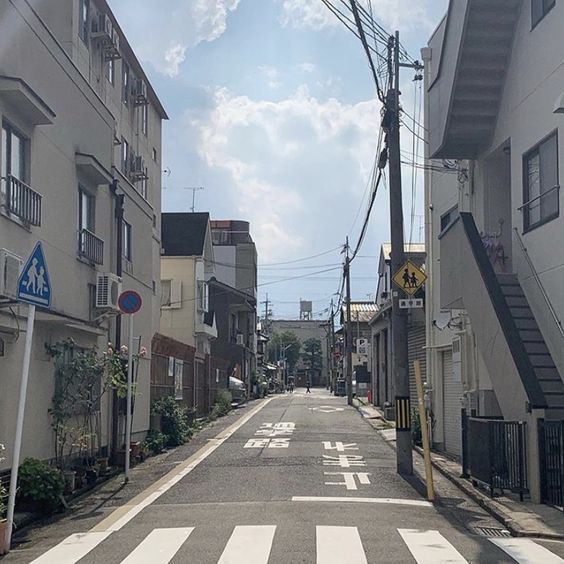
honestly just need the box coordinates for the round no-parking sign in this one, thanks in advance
[118,290,142,314]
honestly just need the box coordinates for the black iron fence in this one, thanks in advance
[539,420,564,508]
[467,418,528,500]
[5,174,42,226]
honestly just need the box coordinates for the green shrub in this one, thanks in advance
[151,397,191,447]
[17,458,64,513]
[143,429,167,454]
[214,390,232,416]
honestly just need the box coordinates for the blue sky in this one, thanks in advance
[109,0,449,319]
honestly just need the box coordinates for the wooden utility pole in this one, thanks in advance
[386,31,413,475]
[344,239,353,406]
[330,299,336,392]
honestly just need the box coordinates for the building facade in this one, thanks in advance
[425,0,564,502]
[0,0,166,469]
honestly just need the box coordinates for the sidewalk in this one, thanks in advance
[353,397,564,540]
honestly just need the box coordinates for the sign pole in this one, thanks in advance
[125,313,134,482]
[5,304,36,548]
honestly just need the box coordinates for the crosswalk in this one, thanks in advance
[30,525,564,563]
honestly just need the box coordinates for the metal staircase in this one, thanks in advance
[498,273,564,411]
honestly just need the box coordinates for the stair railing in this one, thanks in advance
[513,227,564,340]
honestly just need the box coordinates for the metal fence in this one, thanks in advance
[467,418,528,500]
[539,420,564,508]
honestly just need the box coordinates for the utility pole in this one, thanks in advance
[263,293,270,335]
[330,299,336,392]
[385,31,413,475]
[344,239,353,406]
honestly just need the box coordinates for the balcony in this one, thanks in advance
[2,174,42,226]
[78,229,104,265]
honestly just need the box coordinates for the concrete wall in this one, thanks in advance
[0,0,163,468]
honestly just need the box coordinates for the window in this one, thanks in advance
[123,221,132,261]
[105,58,114,85]
[121,137,129,173]
[197,281,209,312]
[79,0,90,42]
[78,187,95,233]
[440,205,458,232]
[523,132,559,231]
[122,61,130,106]
[532,0,555,27]
[142,104,148,136]
[1,121,27,182]
[140,173,148,199]
[161,279,171,306]
[152,147,157,162]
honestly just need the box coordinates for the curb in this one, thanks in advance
[352,401,564,541]
[414,446,564,541]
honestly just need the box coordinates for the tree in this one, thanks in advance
[266,331,301,372]
[301,338,323,372]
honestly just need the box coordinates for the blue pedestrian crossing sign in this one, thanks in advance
[17,242,52,308]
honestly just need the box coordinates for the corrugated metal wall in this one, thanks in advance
[442,349,463,458]
[408,324,426,405]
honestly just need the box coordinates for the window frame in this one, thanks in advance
[78,186,95,233]
[121,137,129,174]
[105,57,115,85]
[122,61,130,106]
[142,104,148,136]
[78,0,90,43]
[2,120,27,182]
[123,220,132,261]
[532,0,555,29]
[522,130,560,232]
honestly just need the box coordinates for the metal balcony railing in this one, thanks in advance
[78,228,104,265]
[3,174,42,226]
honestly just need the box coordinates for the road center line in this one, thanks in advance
[292,496,433,507]
[91,397,275,533]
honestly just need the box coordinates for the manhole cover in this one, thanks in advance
[475,527,511,538]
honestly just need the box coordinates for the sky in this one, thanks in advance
[109,0,449,320]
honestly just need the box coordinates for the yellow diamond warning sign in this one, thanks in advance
[392,260,427,296]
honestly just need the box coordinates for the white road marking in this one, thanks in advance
[120,527,194,564]
[322,454,366,467]
[312,406,345,413]
[489,538,564,563]
[316,526,367,564]
[398,529,467,563]
[322,441,359,451]
[91,397,274,534]
[218,525,276,564]
[30,532,112,564]
[324,471,371,490]
[292,496,433,507]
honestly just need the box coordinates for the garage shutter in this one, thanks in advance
[408,324,426,405]
[442,349,463,458]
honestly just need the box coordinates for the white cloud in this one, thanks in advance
[279,0,432,34]
[297,62,316,73]
[258,65,282,89]
[185,86,381,261]
[108,0,241,77]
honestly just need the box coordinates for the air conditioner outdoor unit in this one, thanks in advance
[0,249,23,300]
[132,78,148,105]
[96,273,122,310]
[92,13,113,38]
[236,334,245,346]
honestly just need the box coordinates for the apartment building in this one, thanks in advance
[0,0,166,468]
[424,0,564,503]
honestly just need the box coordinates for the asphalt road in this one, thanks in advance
[5,389,564,563]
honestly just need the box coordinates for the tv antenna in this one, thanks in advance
[186,186,204,212]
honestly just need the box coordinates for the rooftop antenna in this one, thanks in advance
[186,186,205,213]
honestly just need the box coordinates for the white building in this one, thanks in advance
[0,0,166,469]
[424,0,564,503]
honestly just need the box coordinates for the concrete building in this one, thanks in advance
[269,319,329,387]
[160,213,218,355]
[0,0,166,469]
[424,0,564,503]
[209,219,258,392]
[369,244,426,413]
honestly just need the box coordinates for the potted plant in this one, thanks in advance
[0,443,9,555]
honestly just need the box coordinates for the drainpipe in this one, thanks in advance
[111,181,124,459]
